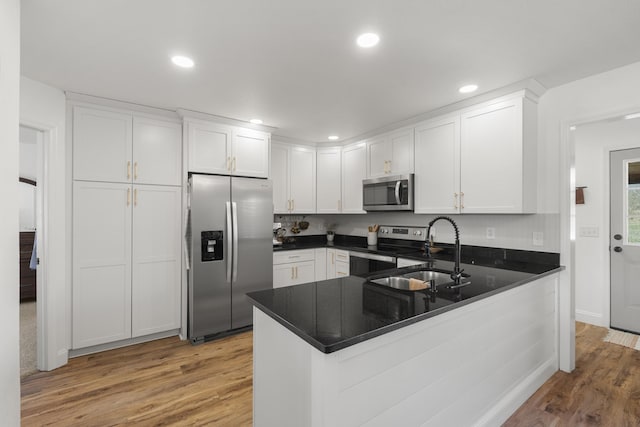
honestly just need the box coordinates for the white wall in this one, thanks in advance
[19,126,39,231]
[20,76,69,370]
[0,0,22,423]
[574,118,640,326]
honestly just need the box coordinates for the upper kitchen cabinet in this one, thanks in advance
[341,142,367,214]
[414,91,537,214]
[186,119,269,178]
[73,106,182,186]
[271,142,316,214]
[316,147,342,213]
[366,128,414,178]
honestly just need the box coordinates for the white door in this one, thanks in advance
[367,136,391,177]
[73,106,132,183]
[187,121,231,175]
[460,99,522,213]
[414,116,460,214]
[316,148,342,213]
[133,117,182,186]
[271,143,290,213]
[342,144,367,214]
[610,148,640,333]
[232,128,269,178]
[72,181,132,348]
[389,128,414,175]
[289,147,316,213]
[131,185,182,337]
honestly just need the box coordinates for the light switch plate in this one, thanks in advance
[579,226,599,238]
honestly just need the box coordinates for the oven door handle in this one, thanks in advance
[394,181,402,205]
[349,251,396,264]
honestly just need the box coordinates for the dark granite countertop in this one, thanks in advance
[247,258,564,354]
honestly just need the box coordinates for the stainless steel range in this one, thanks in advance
[348,225,427,276]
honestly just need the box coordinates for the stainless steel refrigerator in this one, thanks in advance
[187,174,273,343]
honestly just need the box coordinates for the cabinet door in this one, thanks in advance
[414,116,461,214]
[290,147,316,213]
[72,181,132,348]
[188,121,231,175]
[314,248,327,281]
[335,261,350,277]
[73,106,132,183]
[131,185,181,337]
[273,263,294,288]
[326,249,336,279]
[389,128,414,175]
[271,143,290,213]
[316,148,342,213]
[341,143,367,214]
[133,117,182,186]
[292,260,315,286]
[461,99,523,213]
[232,128,270,178]
[367,136,391,177]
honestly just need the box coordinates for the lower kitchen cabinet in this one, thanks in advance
[273,249,316,288]
[327,249,350,278]
[72,181,181,349]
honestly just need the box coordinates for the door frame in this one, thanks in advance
[19,118,66,371]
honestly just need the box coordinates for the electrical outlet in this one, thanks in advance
[486,227,495,239]
[533,232,544,246]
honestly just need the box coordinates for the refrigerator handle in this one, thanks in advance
[232,201,239,281]
[226,201,233,283]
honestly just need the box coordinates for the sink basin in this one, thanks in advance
[402,270,454,286]
[370,276,431,291]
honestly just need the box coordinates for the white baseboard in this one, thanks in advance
[69,329,180,358]
[576,309,605,327]
[474,356,558,427]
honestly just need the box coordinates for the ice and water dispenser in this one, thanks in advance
[201,231,224,261]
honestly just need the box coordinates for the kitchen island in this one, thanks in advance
[248,258,562,426]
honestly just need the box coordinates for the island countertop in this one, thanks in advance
[247,259,564,354]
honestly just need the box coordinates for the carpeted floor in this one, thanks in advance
[20,301,37,377]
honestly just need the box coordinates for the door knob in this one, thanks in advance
[614,246,623,253]
[614,234,622,240]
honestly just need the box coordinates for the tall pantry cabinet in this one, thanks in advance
[72,105,182,349]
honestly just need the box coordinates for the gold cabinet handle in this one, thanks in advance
[127,161,131,180]
[134,188,137,206]
[134,162,138,180]
[460,191,465,209]
[127,188,131,206]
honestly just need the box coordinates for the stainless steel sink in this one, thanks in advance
[402,270,454,286]
[370,276,430,291]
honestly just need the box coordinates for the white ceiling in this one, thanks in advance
[20,0,640,143]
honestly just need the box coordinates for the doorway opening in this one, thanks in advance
[18,125,44,377]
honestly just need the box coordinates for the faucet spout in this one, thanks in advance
[425,216,463,287]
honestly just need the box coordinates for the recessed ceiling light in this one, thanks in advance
[356,33,380,48]
[459,84,478,94]
[624,112,640,120]
[171,55,194,68]
[250,119,263,125]
[328,135,339,141]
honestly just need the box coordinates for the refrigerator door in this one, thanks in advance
[231,177,273,329]
[189,174,231,339]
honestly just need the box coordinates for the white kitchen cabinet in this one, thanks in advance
[414,115,460,214]
[73,106,133,183]
[72,180,182,349]
[187,120,270,178]
[273,249,316,288]
[316,147,342,213]
[73,106,182,186]
[133,117,182,186]
[271,143,316,214]
[326,249,350,279]
[131,185,182,337]
[414,91,537,214]
[72,181,132,348]
[366,128,414,178]
[314,248,327,281]
[341,143,367,214]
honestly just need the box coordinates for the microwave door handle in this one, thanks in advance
[226,201,232,283]
[394,181,402,205]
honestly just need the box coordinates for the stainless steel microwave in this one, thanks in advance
[362,174,414,211]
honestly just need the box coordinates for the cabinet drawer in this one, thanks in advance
[273,249,315,265]
[335,250,349,262]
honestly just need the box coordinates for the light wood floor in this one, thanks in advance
[21,322,640,426]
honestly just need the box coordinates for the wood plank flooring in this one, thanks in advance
[21,332,253,426]
[21,322,640,426]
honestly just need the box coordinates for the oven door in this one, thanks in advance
[349,252,396,276]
